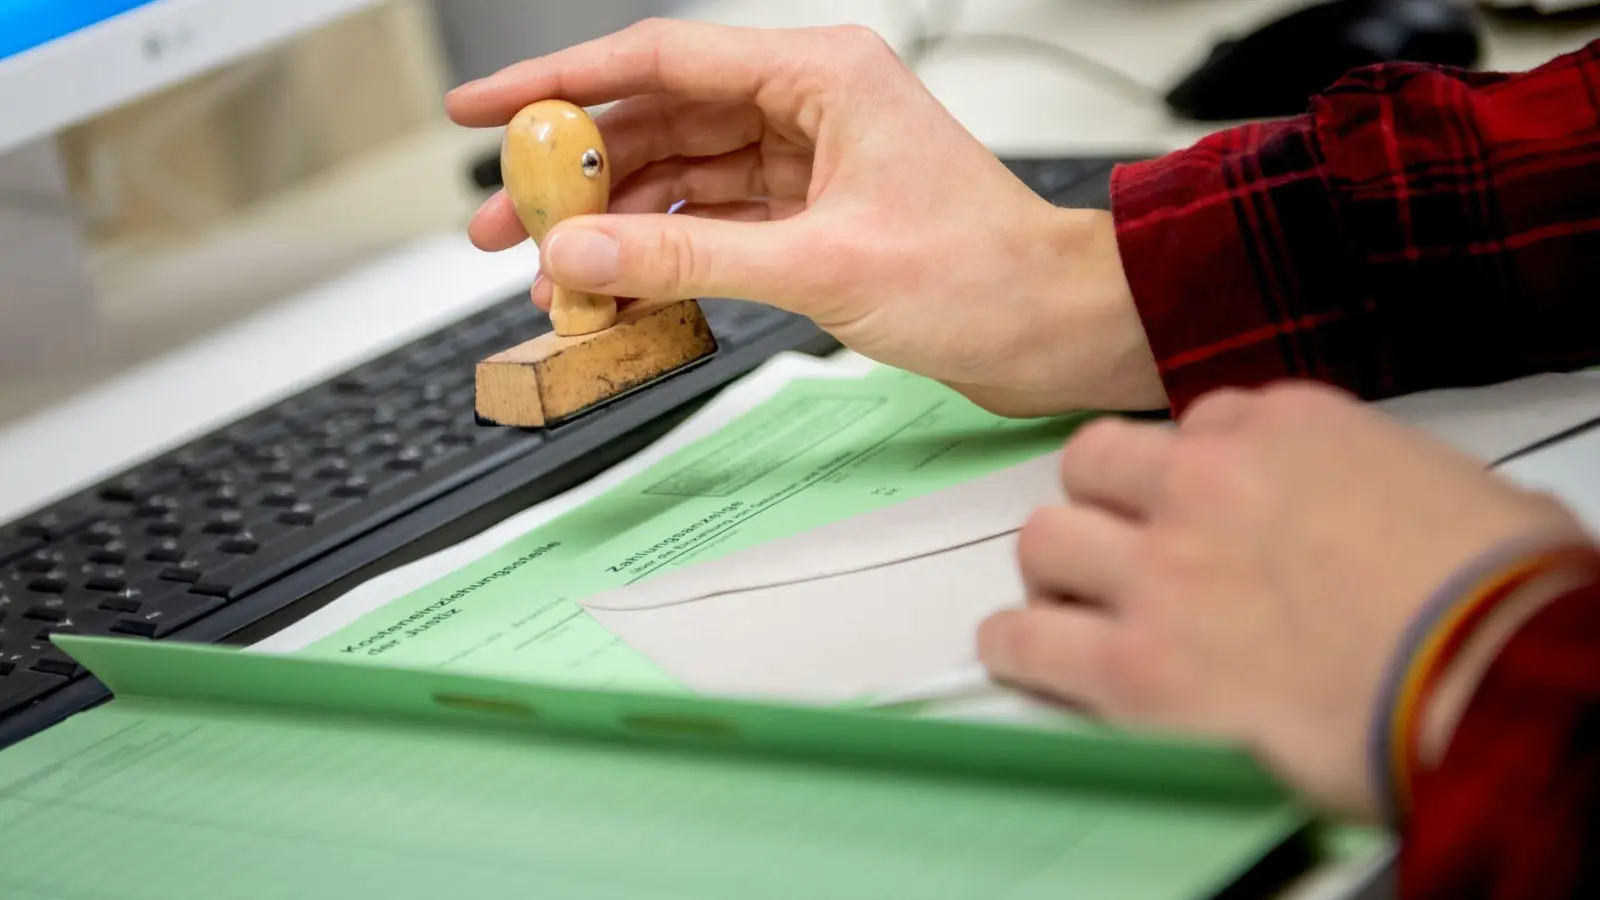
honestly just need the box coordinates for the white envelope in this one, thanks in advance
[1372,371,1600,465]
[575,370,1600,706]
[579,452,1066,703]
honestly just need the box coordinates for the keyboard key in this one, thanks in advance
[31,655,79,677]
[26,574,68,594]
[202,512,245,536]
[233,521,293,549]
[88,541,130,565]
[145,540,185,563]
[195,469,242,489]
[156,442,234,476]
[242,443,295,465]
[99,595,141,614]
[330,477,370,499]
[85,575,127,593]
[218,536,260,555]
[0,536,42,566]
[261,486,298,509]
[277,394,339,419]
[360,432,402,455]
[145,518,185,538]
[111,593,224,638]
[204,485,242,509]
[186,555,245,595]
[158,560,203,584]
[113,579,189,610]
[134,496,181,519]
[99,473,177,503]
[224,420,289,449]
[313,460,350,480]
[275,505,317,527]
[372,406,408,428]
[16,549,67,573]
[304,438,347,459]
[23,605,65,623]
[16,509,93,541]
[0,667,66,712]
[257,467,296,485]
[334,365,408,395]
[384,448,425,472]
[406,343,457,374]
[76,522,123,546]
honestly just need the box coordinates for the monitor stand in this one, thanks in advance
[0,135,98,373]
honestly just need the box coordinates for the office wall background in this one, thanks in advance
[428,0,683,85]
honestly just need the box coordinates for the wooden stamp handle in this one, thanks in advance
[501,99,617,336]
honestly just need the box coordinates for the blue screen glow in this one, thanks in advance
[0,1,162,62]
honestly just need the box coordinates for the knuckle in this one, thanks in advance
[1178,387,1252,432]
[1016,508,1062,580]
[1255,380,1354,424]
[1256,381,1320,414]
[1100,630,1160,714]
[1059,418,1125,488]
[648,222,707,295]
[996,619,1053,675]
[829,23,894,57]
[1145,532,1203,586]
[1167,438,1251,503]
[628,16,675,39]
[976,613,1030,668]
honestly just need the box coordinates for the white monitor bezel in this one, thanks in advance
[0,0,387,155]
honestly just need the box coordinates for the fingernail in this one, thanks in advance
[545,229,620,287]
[530,273,552,310]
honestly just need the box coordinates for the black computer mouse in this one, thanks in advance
[1164,0,1482,121]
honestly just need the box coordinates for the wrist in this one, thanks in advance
[1417,561,1597,765]
[1369,533,1600,827]
[997,204,1167,415]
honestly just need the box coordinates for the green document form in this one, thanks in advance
[295,376,1094,691]
[0,636,1313,900]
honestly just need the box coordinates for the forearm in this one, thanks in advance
[1111,41,1600,414]
[1371,536,1600,898]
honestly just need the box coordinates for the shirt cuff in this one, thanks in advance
[1108,115,1358,414]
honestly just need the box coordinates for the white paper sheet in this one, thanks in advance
[251,350,880,653]
[255,361,1600,657]
[578,452,1063,702]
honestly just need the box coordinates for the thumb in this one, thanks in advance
[540,213,824,311]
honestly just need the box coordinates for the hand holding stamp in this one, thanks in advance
[474,100,718,428]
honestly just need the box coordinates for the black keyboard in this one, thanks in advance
[0,153,1138,749]
[1002,155,1137,210]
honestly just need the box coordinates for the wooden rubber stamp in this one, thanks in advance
[474,99,718,428]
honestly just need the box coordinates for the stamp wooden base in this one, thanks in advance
[474,297,718,428]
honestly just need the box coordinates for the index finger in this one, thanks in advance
[445,18,801,128]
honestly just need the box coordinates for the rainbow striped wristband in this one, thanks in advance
[1368,532,1599,828]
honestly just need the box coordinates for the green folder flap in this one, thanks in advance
[61,635,1290,805]
[0,636,1313,899]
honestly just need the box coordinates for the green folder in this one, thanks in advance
[0,635,1318,899]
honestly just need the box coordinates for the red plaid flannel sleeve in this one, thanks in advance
[1110,40,1600,414]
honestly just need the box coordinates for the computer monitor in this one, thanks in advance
[0,0,386,371]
